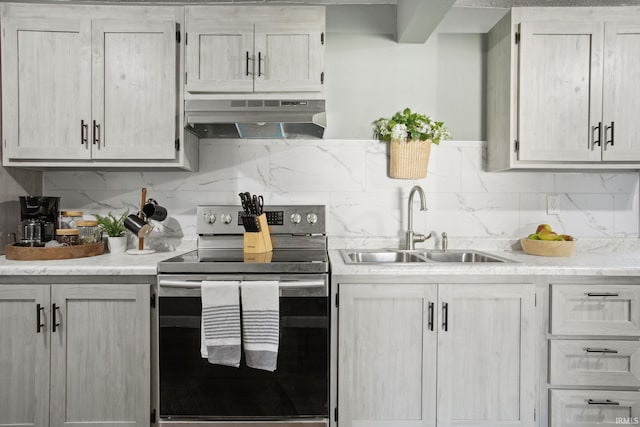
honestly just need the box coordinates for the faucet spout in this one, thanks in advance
[406,185,431,250]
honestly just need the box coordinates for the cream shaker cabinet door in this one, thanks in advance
[436,284,536,427]
[518,21,604,162]
[602,22,640,161]
[185,20,255,93]
[550,389,640,426]
[1,17,92,161]
[49,284,150,427]
[0,286,50,427]
[551,284,640,336]
[91,19,177,160]
[253,23,324,93]
[338,283,437,427]
[550,339,640,387]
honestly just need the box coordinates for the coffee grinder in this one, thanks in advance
[19,196,60,244]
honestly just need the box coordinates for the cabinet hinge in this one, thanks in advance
[321,72,325,85]
[175,139,180,152]
[185,32,188,45]
[334,407,338,422]
[534,293,537,307]
[515,32,520,44]
[176,30,180,44]
[335,292,339,308]
[534,408,536,421]
[514,140,519,152]
[321,32,325,45]
[151,293,156,309]
[150,408,157,423]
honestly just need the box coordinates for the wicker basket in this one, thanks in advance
[389,139,432,179]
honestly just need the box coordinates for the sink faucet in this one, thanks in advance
[441,232,448,251]
[405,185,431,250]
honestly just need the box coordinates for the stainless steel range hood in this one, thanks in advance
[185,99,326,139]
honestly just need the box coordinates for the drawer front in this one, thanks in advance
[550,389,640,426]
[551,285,640,336]
[550,340,640,387]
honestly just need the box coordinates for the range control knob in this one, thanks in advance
[221,213,233,225]
[290,213,302,224]
[204,212,216,224]
[306,213,318,224]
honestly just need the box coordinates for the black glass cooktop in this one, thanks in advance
[158,249,328,274]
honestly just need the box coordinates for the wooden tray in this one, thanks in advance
[5,241,105,261]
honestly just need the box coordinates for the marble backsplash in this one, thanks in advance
[42,139,640,250]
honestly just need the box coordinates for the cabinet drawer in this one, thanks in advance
[550,389,640,426]
[551,285,640,336]
[550,340,640,387]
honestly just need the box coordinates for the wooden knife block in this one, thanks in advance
[243,214,272,253]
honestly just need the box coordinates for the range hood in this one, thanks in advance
[185,99,326,139]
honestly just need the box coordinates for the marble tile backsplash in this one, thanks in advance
[43,139,639,248]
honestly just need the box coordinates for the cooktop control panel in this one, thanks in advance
[197,205,325,235]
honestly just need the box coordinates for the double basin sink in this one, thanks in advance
[341,249,513,264]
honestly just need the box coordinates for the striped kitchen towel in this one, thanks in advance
[200,281,241,367]
[240,281,280,371]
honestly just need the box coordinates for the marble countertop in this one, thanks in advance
[0,250,183,276]
[329,245,640,277]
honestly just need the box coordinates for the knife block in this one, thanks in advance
[243,214,272,253]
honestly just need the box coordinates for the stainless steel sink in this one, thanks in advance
[343,251,426,263]
[340,249,513,264]
[423,250,510,263]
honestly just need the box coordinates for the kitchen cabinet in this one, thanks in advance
[546,283,640,427]
[337,282,535,427]
[487,7,640,170]
[0,283,150,427]
[185,6,325,95]
[1,4,196,170]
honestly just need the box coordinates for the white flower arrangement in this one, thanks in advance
[374,108,451,144]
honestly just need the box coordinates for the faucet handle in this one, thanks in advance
[414,232,433,244]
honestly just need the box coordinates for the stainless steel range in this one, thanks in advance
[156,205,329,427]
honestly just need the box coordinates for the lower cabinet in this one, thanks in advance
[0,283,150,427]
[548,283,640,427]
[337,282,536,427]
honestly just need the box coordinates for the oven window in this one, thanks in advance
[159,296,329,419]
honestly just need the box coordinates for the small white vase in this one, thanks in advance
[107,236,128,254]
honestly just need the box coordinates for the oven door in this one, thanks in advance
[157,274,329,426]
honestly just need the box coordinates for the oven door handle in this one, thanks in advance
[158,279,326,289]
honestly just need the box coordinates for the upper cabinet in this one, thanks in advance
[185,6,325,96]
[1,4,197,170]
[487,7,640,171]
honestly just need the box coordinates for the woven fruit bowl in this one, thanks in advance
[520,238,576,257]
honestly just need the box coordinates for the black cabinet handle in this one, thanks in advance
[93,120,101,147]
[591,122,602,148]
[605,121,615,147]
[81,120,88,145]
[258,51,262,77]
[52,303,60,332]
[442,302,448,331]
[587,399,620,406]
[427,302,434,331]
[585,348,618,354]
[246,51,250,76]
[36,304,44,333]
[587,292,619,297]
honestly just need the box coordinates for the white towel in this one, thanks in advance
[240,281,280,371]
[200,281,241,367]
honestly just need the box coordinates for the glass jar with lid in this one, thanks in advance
[61,211,83,229]
[76,220,102,244]
[55,229,79,246]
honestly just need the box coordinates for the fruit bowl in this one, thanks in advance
[520,238,576,257]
